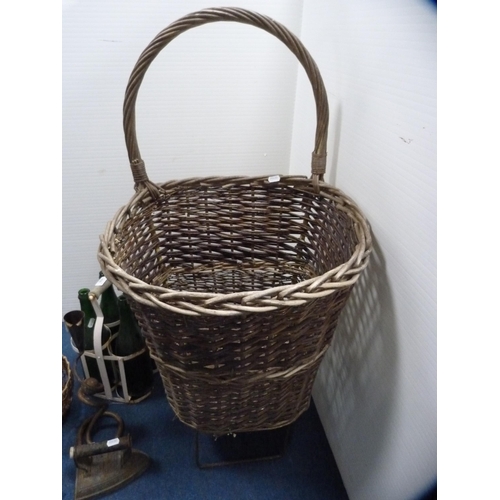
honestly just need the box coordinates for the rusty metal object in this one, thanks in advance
[71,386,150,499]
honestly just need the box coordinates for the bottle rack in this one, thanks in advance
[70,278,153,404]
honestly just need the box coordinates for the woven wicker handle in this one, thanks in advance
[124,7,329,195]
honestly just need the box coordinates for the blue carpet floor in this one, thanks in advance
[62,326,349,500]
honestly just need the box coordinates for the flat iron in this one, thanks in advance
[70,378,150,500]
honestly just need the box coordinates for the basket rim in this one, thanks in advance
[98,176,372,316]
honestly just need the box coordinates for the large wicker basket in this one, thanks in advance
[98,7,372,435]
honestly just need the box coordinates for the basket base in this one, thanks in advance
[158,362,317,435]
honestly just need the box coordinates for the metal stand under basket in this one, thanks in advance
[195,426,292,468]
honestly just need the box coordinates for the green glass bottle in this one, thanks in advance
[97,272,120,336]
[78,288,113,384]
[114,295,154,399]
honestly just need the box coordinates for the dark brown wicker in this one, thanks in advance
[62,355,73,418]
[97,7,372,435]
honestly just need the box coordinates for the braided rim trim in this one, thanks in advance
[97,177,372,316]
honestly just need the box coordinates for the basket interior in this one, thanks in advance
[114,182,357,293]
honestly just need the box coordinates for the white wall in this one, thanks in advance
[289,1,436,499]
[62,0,304,314]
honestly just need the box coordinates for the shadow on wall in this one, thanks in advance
[314,234,398,490]
[326,94,342,186]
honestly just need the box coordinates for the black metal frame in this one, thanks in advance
[195,426,293,469]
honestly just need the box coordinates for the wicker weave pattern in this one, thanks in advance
[97,8,372,434]
[158,359,322,433]
[99,178,370,316]
[129,286,351,433]
[62,355,73,418]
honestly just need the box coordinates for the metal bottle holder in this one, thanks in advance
[69,278,152,404]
